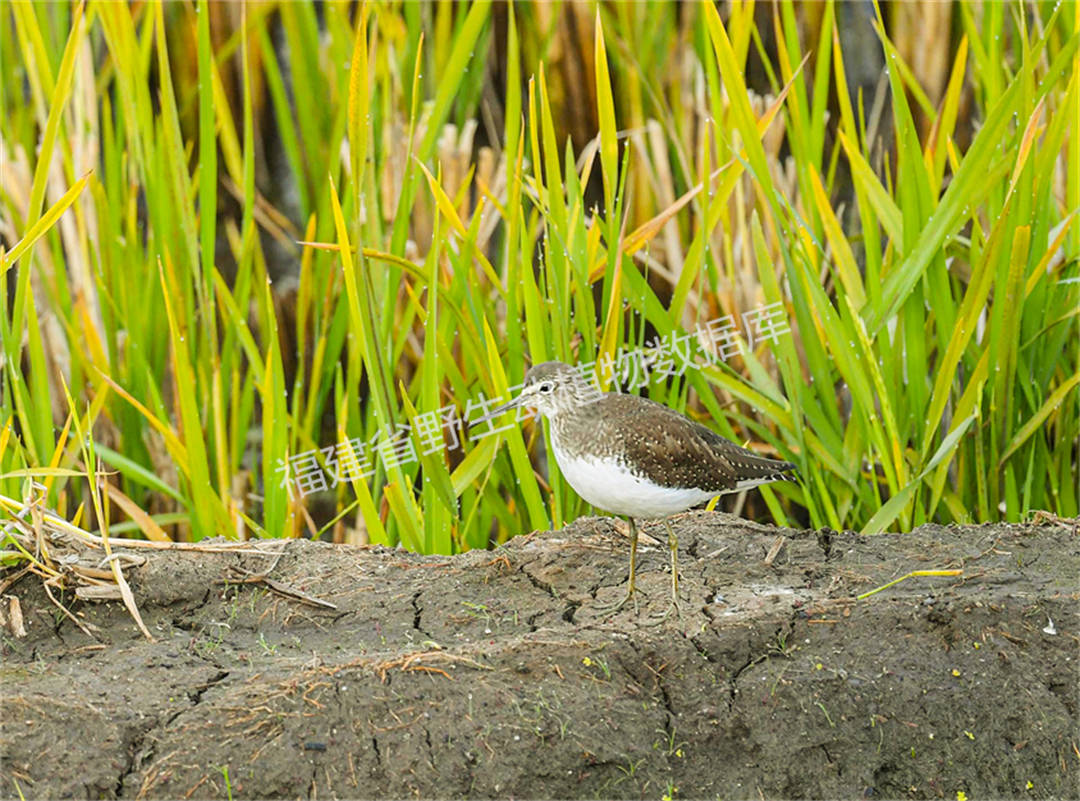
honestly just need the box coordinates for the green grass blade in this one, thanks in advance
[861,413,978,535]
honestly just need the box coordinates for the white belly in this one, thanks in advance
[550,438,714,519]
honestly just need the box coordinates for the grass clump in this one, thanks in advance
[1,2,1076,550]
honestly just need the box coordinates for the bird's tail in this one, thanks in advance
[730,455,797,492]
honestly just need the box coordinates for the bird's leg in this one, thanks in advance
[596,517,639,615]
[650,518,682,621]
[668,519,680,603]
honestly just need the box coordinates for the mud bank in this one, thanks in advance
[2,512,1077,799]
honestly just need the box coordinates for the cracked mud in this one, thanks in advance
[1,512,1077,799]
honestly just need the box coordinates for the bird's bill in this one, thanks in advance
[467,394,525,428]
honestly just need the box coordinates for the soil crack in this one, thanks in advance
[726,619,795,711]
[114,726,149,799]
[411,590,430,638]
[519,560,579,623]
[628,638,676,752]
[189,670,231,705]
[518,561,558,599]
[816,528,836,559]
[114,702,181,800]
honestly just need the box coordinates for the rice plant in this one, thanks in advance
[1,1,1076,551]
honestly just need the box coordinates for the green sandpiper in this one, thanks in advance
[471,360,797,613]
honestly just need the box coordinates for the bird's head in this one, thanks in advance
[469,361,601,428]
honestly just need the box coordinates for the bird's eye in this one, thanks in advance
[538,381,554,394]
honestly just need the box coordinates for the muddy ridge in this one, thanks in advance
[1,512,1077,799]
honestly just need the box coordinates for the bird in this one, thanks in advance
[470,361,797,614]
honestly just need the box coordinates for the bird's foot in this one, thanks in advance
[647,595,682,624]
[595,587,639,617]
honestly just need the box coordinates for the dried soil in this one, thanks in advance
[1,512,1077,800]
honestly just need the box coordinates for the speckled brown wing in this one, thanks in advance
[594,394,795,492]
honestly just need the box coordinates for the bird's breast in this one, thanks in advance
[548,434,713,519]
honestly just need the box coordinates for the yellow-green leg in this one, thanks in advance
[668,520,680,605]
[597,517,639,614]
[650,519,682,621]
